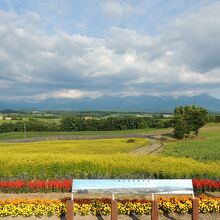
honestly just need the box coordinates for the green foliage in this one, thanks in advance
[0,119,60,133]
[172,115,187,139]
[215,115,220,122]
[173,105,208,139]
[205,114,220,123]
[60,116,172,131]
[0,114,172,133]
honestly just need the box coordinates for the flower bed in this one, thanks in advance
[0,179,219,193]
[0,180,72,193]
[193,179,220,192]
[0,199,66,217]
[0,196,219,218]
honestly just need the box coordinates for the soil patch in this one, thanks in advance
[2,213,220,220]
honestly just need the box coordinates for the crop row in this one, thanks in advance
[0,196,219,217]
[0,179,219,193]
[162,129,220,161]
[0,153,219,179]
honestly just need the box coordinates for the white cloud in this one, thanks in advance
[50,89,103,100]
[163,1,220,72]
[0,1,220,102]
[102,1,134,19]
[0,89,103,102]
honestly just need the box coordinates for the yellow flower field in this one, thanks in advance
[1,152,219,179]
[0,137,219,179]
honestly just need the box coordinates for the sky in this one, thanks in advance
[0,0,220,103]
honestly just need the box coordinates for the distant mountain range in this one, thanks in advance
[0,94,220,113]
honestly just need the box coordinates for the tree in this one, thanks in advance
[173,114,188,139]
[173,105,208,139]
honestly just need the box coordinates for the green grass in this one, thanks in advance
[204,122,220,127]
[0,128,167,140]
[162,127,220,161]
[35,118,61,124]
[0,138,148,154]
[0,119,17,123]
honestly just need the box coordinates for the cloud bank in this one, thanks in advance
[0,1,220,102]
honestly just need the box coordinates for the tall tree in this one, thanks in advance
[173,105,208,139]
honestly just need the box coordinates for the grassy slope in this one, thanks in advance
[0,138,148,154]
[162,126,220,161]
[0,128,166,140]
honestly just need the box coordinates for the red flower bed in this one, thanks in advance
[0,179,72,193]
[0,179,219,193]
[0,180,25,189]
[193,179,220,192]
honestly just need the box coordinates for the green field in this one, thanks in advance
[162,127,220,161]
[0,128,166,140]
[204,122,220,127]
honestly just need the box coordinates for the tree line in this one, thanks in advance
[0,116,171,133]
[60,116,171,131]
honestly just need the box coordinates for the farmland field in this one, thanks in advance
[0,152,219,180]
[0,134,219,180]
[0,128,166,141]
[162,127,220,161]
[0,124,219,181]
[0,138,148,154]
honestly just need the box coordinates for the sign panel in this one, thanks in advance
[72,179,193,195]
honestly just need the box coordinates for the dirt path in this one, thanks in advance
[0,192,155,200]
[130,134,165,155]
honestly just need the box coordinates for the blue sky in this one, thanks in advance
[0,0,219,102]
[1,0,215,36]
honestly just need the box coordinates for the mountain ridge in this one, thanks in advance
[0,94,219,113]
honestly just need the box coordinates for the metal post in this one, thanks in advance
[192,198,199,220]
[24,123,26,140]
[151,194,158,220]
[111,193,117,220]
[67,200,74,220]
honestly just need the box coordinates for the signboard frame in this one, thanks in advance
[71,179,194,199]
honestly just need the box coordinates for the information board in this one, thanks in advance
[72,179,193,195]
